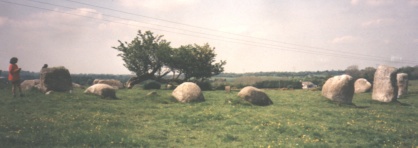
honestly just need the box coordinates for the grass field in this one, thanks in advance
[0,81,417,147]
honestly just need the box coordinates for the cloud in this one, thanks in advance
[413,39,418,43]
[37,8,102,23]
[10,7,139,45]
[351,0,394,6]
[9,8,103,30]
[353,0,418,7]
[383,39,391,44]
[119,0,198,11]
[361,18,395,28]
[390,56,403,62]
[351,0,361,5]
[1,7,136,74]
[332,36,359,44]
[410,0,418,6]
[0,16,7,27]
[218,25,249,34]
[366,0,394,6]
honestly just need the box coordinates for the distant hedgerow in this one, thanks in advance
[253,80,302,89]
[196,81,212,91]
[143,80,161,90]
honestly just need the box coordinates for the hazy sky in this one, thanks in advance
[1,0,417,74]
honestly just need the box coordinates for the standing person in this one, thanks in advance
[8,57,23,97]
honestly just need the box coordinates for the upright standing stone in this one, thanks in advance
[321,74,355,104]
[372,65,398,102]
[225,86,231,93]
[397,73,408,98]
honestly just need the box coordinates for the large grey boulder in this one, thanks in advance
[238,86,273,106]
[321,74,355,104]
[397,73,408,98]
[372,65,398,102]
[84,84,117,99]
[172,82,205,103]
[93,79,124,89]
[20,79,40,91]
[39,67,73,93]
[354,78,372,93]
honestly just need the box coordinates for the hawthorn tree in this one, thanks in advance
[168,43,226,82]
[113,30,226,88]
[113,30,172,88]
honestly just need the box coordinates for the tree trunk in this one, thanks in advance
[126,74,155,89]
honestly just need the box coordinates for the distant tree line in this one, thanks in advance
[0,71,131,86]
[213,65,418,90]
[0,70,39,80]
[70,74,132,86]
[1,65,417,88]
[253,80,302,89]
[345,65,376,83]
[215,65,418,81]
[398,66,418,80]
[216,70,345,78]
[345,65,418,83]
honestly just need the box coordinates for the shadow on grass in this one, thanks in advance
[389,100,410,106]
[224,98,253,107]
[147,96,178,104]
[325,100,370,109]
[367,99,411,106]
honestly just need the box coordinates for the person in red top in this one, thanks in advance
[8,57,23,97]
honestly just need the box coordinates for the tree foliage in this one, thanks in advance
[168,44,226,81]
[143,80,162,90]
[345,65,361,79]
[398,66,418,80]
[360,67,376,83]
[113,30,172,79]
[345,65,376,83]
[113,30,226,87]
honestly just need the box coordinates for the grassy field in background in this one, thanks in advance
[0,81,417,147]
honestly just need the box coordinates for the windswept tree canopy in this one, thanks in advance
[168,43,226,81]
[113,30,172,79]
[113,30,226,88]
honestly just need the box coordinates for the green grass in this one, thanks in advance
[0,81,417,147]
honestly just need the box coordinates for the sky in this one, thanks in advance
[1,0,418,74]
